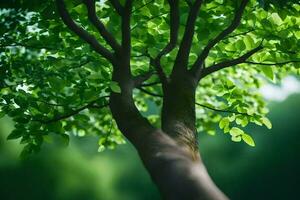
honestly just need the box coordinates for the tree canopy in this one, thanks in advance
[0,0,299,157]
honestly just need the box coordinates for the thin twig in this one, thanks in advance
[245,60,300,66]
[33,96,109,124]
[132,0,155,13]
[195,103,250,116]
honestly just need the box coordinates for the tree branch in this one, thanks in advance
[155,0,179,61]
[133,70,156,87]
[69,60,91,70]
[0,42,57,51]
[108,0,123,15]
[137,87,163,98]
[192,0,250,79]
[34,97,109,124]
[245,60,300,66]
[172,0,203,74]
[56,0,114,62]
[84,0,121,51]
[141,81,161,87]
[195,103,251,116]
[224,28,255,39]
[132,0,154,13]
[150,0,180,85]
[200,45,263,78]
[135,51,168,85]
[150,56,168,84]
[184,0,193,7]
[121,0,133,57]
[131,12,168,31]
[36,100,72,107]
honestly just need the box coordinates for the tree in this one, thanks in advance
[0,0,299,199]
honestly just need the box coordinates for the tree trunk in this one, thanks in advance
[109,61,228,200]
[110,104,229,200]
[136,130,229,200]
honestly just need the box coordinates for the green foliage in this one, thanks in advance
[109,81,121,93]
[0,0,299,156]
[259,0,300,9]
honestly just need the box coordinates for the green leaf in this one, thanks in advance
[7,129,23,140]
[20,144,33,159]
[229,127,244,137]
[98,137,107,152]
[270,13,283,26]
[110,81,121,93]
[60,134,70,146]
[224,126,230,133]
[225,43,236,51]
[228,115,236,122]
[261,66,274,81]
[241,117,249,127]
[244,35,254,50]
[14,96,28,108]
[242,133,255,147]
[0,111,5,119]
[72,4,87,15]
[98,145,106,152]
[235,40,246,51]
[43,135,54,143]
[236,118,242,125]
[47,122,64,134]
[231,135,242,142]
[207,130,216,136]
[261,117,272,129]
[219,117,230,129]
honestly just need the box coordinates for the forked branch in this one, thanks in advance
[200,45,263,78]
[172,0,203,74]
[155,0,179,61]
[150,57,168,84]
[108,0,123,14]
[56,0,114,62]
[84,0,121,51]
[192,0,250,79]
[152,0,180,85]
[134,70,157,87]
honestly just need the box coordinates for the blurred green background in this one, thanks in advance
[0,93,299,200]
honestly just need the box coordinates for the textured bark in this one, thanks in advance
[162,74,199,158]
[109,61,229,199]
[137,130,229,200]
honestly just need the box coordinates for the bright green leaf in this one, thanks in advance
[219,117,229,129]
[231,135,242,142]
[110,81,121,93]
[261,66,274,81]
[261,117,272,129]
[242,133,255,147]
[230,127,244,137]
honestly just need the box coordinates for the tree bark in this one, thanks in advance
[136,130,229,200]
[109,62,229,199]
